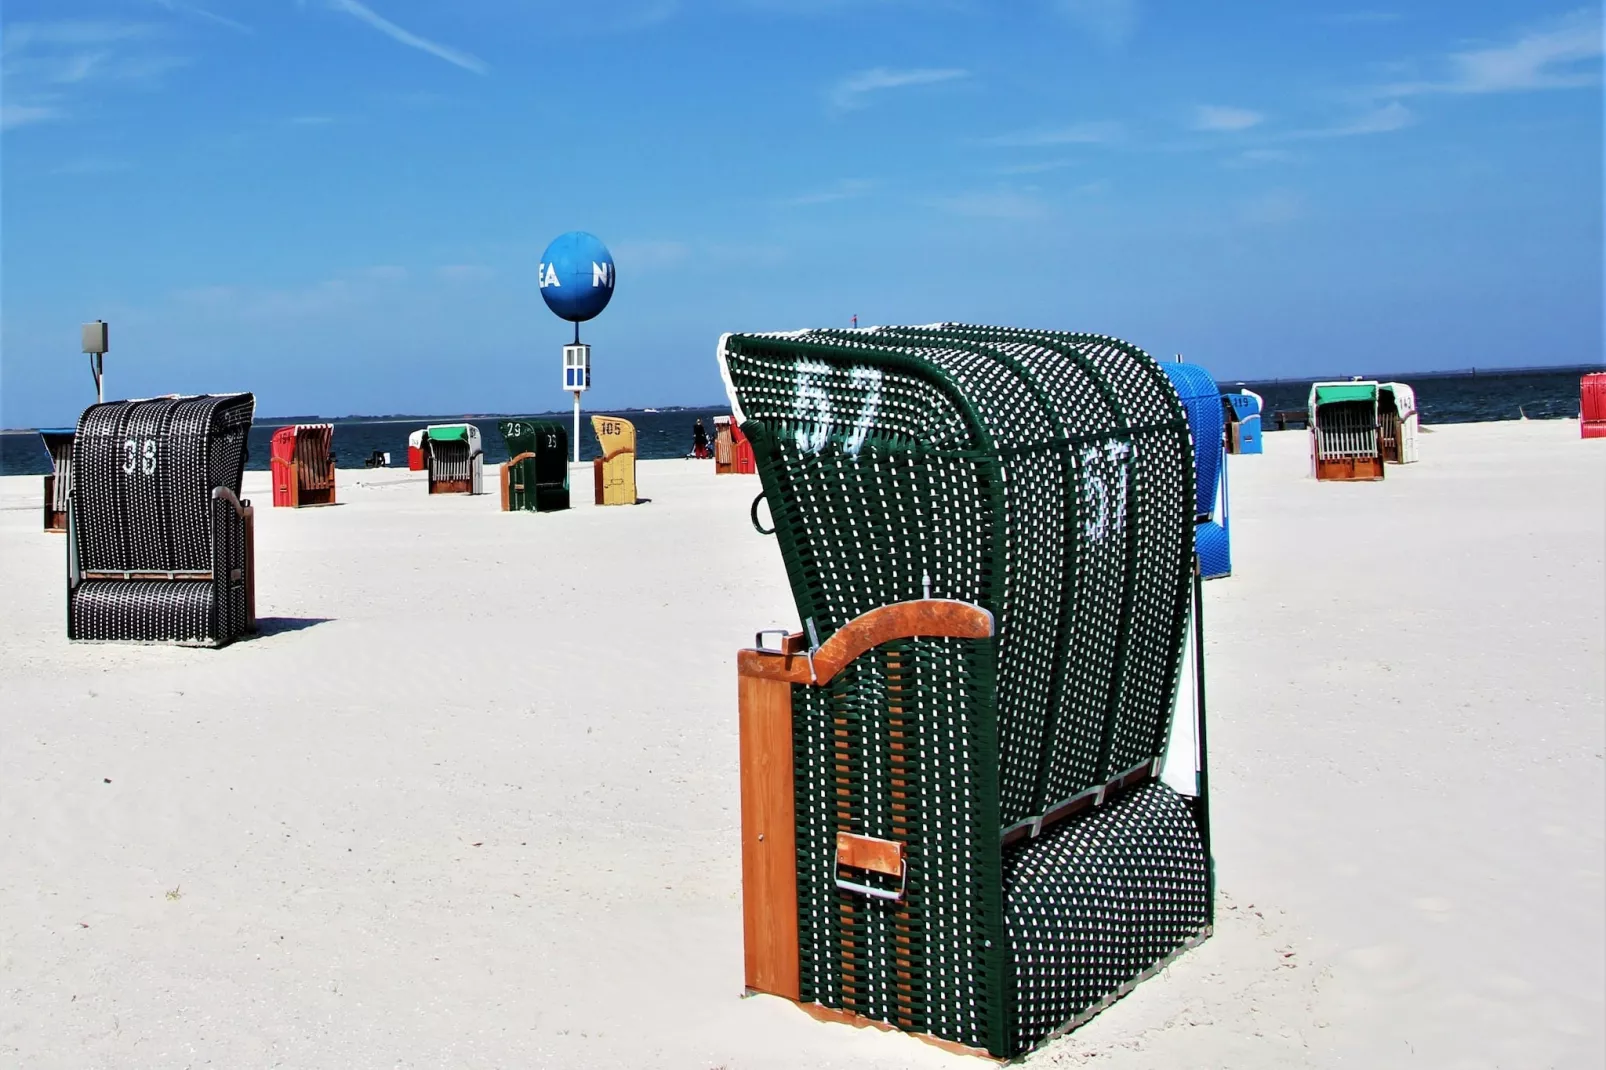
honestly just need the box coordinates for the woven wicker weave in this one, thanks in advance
[498,420,570,512]
[67,394,256,647]
[723,325,1211,1056]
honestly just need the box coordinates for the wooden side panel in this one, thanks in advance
[43,474,66,532]
[739,672,800,1000]
[1314,456,1385,482]
[243,507,257,630]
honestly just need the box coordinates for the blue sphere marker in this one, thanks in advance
[538,231,615,323]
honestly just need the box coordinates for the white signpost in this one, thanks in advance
[563,342,590,464]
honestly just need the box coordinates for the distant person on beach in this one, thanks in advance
[692,418,710,459]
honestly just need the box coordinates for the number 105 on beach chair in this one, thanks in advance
[591,415,637,505]
[723,325,1214,1059]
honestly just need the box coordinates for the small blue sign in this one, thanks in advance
[538,231,615,323]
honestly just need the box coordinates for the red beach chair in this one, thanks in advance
[270,424,337,507]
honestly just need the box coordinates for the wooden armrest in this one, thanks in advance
[738,599,994,686]
[505,452,536,467]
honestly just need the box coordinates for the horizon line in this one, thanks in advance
[4,360,1602,434]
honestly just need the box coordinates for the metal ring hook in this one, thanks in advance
[750,492,775,535]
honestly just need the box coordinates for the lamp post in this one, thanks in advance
[562,324,591,465]
[82,320,109,403]
[538,231,615,467]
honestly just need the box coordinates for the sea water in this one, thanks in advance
[1,370,1598,477]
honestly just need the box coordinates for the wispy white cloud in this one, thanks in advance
[1053,0,1139,46]
[1,19,184,131]
[738,0,950,12]
[607,239,785,271]
[1227,147,1297,168]
[1193,105,1264,132]
[1,20,153,51]
[829,66,968,111]
[436,264,496,282]
[980,120,1121,147]
[1322,11,1403,25]
[993,158,1077,175]
[149,0,254,33]
[1238,189,1305,225]
[1293,100,1414,137]
[609,240,692,271]
[170,265,410,320]
[705,242,789,268]
[1383,8,1601,95]
[606,1,680,31]
[928,188,1050,220]
[327,0,489,75]
[784,178,875,205]
[1,102,65,130]
[50,157,135,175]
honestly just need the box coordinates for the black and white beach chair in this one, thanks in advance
[67,393,258,646]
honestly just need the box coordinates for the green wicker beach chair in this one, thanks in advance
[727,324,1212,1058]
[498,419,570,512]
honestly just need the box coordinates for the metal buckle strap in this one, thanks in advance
[834,832,908,902]
[836,861,908,902]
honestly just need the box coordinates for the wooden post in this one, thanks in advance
[739,666,800,999]
[243,506,256,630]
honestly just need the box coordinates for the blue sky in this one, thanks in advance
[2,1,1601,425]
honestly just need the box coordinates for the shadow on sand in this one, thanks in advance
[253,616,333,638]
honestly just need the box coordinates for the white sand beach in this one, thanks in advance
[2,420,1602,1069]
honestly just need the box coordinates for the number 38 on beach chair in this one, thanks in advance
[721,325,1214,1059]
[66,393,258,647]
